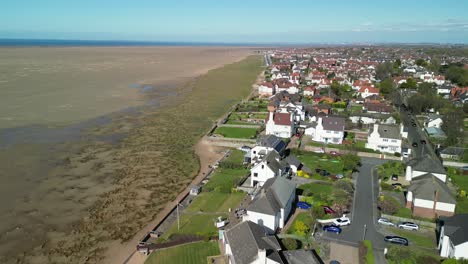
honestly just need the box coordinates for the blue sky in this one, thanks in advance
[1,0,467,43]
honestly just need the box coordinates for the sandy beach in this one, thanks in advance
[0,47,261,263]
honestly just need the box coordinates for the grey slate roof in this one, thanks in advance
[369,124,401,139]
[407,154,446,175]
[257,135,287,154]
[440,147,464,156]
[248,176,296,215]
[439,214,468,245]
[408,173,455,204]
[262,151,287,174]
[321,116,345,131]
[224,221,284,264]
[284,155,301,167]
[282,250,323,264]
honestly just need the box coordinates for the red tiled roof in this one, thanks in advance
[266,112,291,126]
[359,86,379,94]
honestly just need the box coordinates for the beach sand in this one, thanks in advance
[0,47,261,263]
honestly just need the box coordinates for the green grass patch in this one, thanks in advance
[286,212,314,236]
[456,198,468,214]
[389,228,435,248]
[363,240,375,264]
[298,182,333,196]
[145,241,220,264]
[213,126,258,139]
[163,214,224,239]
[186,192,245,213]
[292,150,344,174]
[394,207,413,218]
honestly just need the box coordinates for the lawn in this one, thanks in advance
[185,192,245,213]
[389,227,435,248]
[286,212,314,236]
[394,207,413,218]
[456,198,468,214]
[163,213,225,239]
[448,167,468,213]
[297,182,333,196]
[292,150,344,174]
[308,140,378,153]
[213,126,258,139]
[145,241,220,264]
[363,240,375,264]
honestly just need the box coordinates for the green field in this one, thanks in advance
[394,207,413,218]
[292,150,344,174]
[185,192,245,213]
[203,150,248,192]
[145,241,220,264]
[214,126,258,139]
[389,228,435,248]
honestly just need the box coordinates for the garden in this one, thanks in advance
[293,150,361,179]
[145,241,220,264]
[213,126,259,139]
[225,112,268,125]
[447,167,468,214]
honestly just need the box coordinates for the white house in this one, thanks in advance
[258,82,275,96]
[276,81,298,94]
[405,154,447,182]
[303,86,316,97]
[278,101,306,122]
[223,221,283,264]
[305,116,345,144]
[406,173,455,218]
[365,124,403,154]
[250,135,286,164]
[265,111,294,138]
[358,86,379,98]
[438,214,468,260]
[244,176,296,233]
[425,115,443,128]
[250,152,288,187]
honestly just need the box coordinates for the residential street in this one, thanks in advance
[320,157,387,262]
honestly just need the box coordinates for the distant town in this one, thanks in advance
[140,46,468,264]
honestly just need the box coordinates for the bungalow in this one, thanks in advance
[365,124,403,154]
[244,176,296,233]
[438,214,468,259]
[406,173,456,218]
[250,151,289,187]
[265,111,294,139]
[304,116,345,144]
[358,86,379,98]
[250,135,287,165]
[363,102,393,114]
[223,221,284,264]
[405,154,447,182]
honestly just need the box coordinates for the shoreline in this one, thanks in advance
[103,60,264,264]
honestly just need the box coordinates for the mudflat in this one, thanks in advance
[0,47,261,263]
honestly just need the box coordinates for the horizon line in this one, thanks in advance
[0,38,467,47]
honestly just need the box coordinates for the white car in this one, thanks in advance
[398,222,419,231]
[333,216,351,226]
[377,217,395,227]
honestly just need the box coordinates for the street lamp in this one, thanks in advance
[362,224,367,240]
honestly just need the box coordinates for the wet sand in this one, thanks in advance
[0,47,260,263]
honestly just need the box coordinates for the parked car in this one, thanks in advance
[296,201,312,210]
[333,216,351,226]
[320,170,330,176]
[335,174,344,179]
[412,123,417,127]
[315,168,322,173]
[323,206,336,215]
[412,142,418,147]
[391,174,398,181]
[314,148,325,153]
[377,217,395,226]
[323,225,342,234]
[384,236,409,246]
[398,222,419,231]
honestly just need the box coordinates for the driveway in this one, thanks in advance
[326,242,359,264]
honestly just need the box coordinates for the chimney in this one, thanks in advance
[373,123,378,133]
[268,111,274,123]
[257,249,267,264]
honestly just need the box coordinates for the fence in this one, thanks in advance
[381,214,436,228]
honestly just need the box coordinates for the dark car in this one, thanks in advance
[412,142,418,147]
[321,170,330,176]
[296,201,312,210]
[315,168,322,173]
[420,140,426,144]
[384,236,408,246]
[323,205,336,214]
[412,123,417,127]
[323,225,342,234]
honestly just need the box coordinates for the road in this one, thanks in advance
[319,157,387,262]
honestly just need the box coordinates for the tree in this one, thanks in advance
[380,78,395,96]
[333,180,354,194]
[446,65,468,86]
[442,258,468,264]
[442,108,464,146]
[282,238,300,250]
[342,153,361,171]
[416,58,428,67]
[327,72,336,79]
[393,59,401,68]
[377,196,399,214]
[400,78,417,89]
[417,82,436,96]
[376,61,393,80]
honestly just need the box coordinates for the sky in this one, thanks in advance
[1,0,468,44]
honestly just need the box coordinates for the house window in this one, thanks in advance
[253,151,256,154]
[334,131,339,134]
[261,165,264,169]
[391,140,397,143]
[383,139,388,142]
[253,173,258,177]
